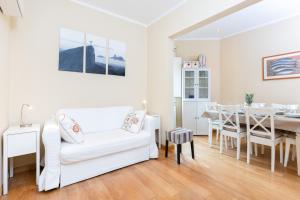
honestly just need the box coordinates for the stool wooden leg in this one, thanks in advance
[165,140,169,158]
[177,144,181,165]
[191,140,195,159]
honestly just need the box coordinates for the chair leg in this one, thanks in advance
[280,141,283,164]
[234,138,237,148]
[220,132,223,154]
[216,129,219,143]
[231,137,234,149]
[191,140,195,159]
[224,136,228,151]
[247,136,251,164]
[271,144,275,172]
[237,137,241,160]
[165,140,169,158]
[208,123,212,147]
[254,143,258,157]
[284,140,291,167]
[292,145,296,161]
[177,144,181,165]
[261,145,264,155]
[250,142,253,155]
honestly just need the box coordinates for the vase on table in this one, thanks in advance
[245,93,254,106]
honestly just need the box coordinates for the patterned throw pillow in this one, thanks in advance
[122,111,146,133]
[58,114,84,144]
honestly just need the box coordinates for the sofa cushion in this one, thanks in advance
[58,114,84,144]
[57,107,133,134]
[60,129,150,164]
[122,110,146,133]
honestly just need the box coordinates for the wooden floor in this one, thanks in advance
[2,136,300,200]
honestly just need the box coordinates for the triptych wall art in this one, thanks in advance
[59,28,126,76]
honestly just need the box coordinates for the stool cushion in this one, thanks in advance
[167,128,193,144]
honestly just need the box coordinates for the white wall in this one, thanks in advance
[147,0,246,135]
[0,15,10,133]
[175,40,221,102]
[221,15,300,105]
[8,0,148,125]
[3,0,259,168]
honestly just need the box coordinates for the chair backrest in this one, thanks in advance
[218,105,241,133]
[271,103,299,113]
[205,102,218,111]
[245,107,276,140]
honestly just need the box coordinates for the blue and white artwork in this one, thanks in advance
[108,40,126,76]
[86,34,107,74]
[263,51,300,80]
[59,28,84,72]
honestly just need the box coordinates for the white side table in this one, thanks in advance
[3,124,40,195]
[149,115,161,148]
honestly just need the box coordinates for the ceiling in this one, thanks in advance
[177,0,300,40]
[71,0,186,27]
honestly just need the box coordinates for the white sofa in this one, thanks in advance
[38,106,159,191]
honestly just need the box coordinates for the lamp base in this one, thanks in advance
[20,124,32,128]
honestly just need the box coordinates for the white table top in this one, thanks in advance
[203,110,300,133]
[4,124,41,135]
[148,114,160,118]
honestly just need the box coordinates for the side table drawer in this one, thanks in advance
[7,132,37,157]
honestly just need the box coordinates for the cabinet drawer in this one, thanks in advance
[7,132,37,157]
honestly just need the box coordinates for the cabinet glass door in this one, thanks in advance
[198,70,209,99]
[184,71,195,100]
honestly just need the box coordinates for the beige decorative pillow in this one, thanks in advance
[58,114,84,144]
[122,111,145,133]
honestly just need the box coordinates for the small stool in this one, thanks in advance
[165,128,194,164]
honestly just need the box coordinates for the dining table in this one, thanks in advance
[202,109,300,176]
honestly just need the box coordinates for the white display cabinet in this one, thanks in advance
[182,67,211,135]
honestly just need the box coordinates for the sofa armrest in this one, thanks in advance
[39,119,61,191]
[143,115,159,158]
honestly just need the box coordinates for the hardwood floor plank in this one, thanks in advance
[132,164,178,198]
[2,136,300,200]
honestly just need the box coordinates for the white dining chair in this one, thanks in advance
[271,104,299,113]
[251,103,267,155]
[245,102,266,156]
[245,107,284,172]
[206,102,222,147]
[250,102,268,156]
[219,105,246,160]
[271,103,298,165]
[284,135,297,167]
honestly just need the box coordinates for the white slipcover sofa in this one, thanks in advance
[39,106,159,191]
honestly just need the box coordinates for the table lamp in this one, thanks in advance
[20,104,33,127]
[142,100,147,113]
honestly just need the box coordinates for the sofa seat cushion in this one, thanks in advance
[60,129,150,164]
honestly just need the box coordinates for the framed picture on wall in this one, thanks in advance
[59,28,84,73]
[85,34,107,74]
[262,51,300,80]
[108,40,126,76]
